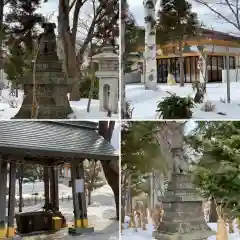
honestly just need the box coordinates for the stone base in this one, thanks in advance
[68,226,94,235]
[13,104,73,119]
[152,229,214,240]
[145,81,158,91]
[153,173,214,240]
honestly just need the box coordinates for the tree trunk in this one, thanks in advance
[0,0,4,70]
[209,199,218,222]
[144,0,158,91]
[58,0,80,101]
[87,42,94,112]
[121,1,127,117]
[121,171,128,223]
[98,121,119,220]
[178,40,184,87]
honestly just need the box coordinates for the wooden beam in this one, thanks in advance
[71,161,81,228]
[0,157,7,238]
[53,167,59,211]
[76,162,88,227]
[7,161,17,238]
[43,166,50,207]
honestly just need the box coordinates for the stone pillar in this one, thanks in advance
[92,45,119,114]
[7,161,17,238]
[0,157,7,238]
[143,0,158,90]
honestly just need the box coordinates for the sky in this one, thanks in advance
[129,0,238,35]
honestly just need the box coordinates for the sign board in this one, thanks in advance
[75,179,84,193]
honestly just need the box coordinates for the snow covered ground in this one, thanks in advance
[126,83,240,119]
[122,222,240,240]
[0,89,119,119]
[10,183,119,239]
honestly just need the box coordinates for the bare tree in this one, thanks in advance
[58,0,118,101]
[194,0,240,32]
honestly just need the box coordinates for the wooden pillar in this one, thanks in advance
[7,161,17,238]
[49,166,54,206]
[0,157,7,238]
[53,166,59,211]
[76,162,88,228]
[49,166,59,211]
[43,166,50,207]
[193,57,197,82]
[71,161,81,228]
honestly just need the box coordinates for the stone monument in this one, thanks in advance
[153,173,214,240]
[14,22,73,119]
[153,123,214,240]
[92,44,119,114]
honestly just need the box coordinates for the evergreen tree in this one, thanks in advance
[124,13,144,73]
[157,0,199,86]
[121,121,169,220]
[3,43,26,93]
[4,0,45,87]
[5,0,44,52]
[187,121,240,221]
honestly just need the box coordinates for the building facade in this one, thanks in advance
[133,28,240,83]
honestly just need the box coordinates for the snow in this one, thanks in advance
[111,122,120,151]
[0,89,119,119]
[122,221,240,240]
[126,83,240,119]
[12,181,73,200]
[11,183,119,239]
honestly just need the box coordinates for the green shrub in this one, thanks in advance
[79,75,99,99]
[156,93,194,119]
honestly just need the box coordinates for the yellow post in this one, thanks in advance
[0,226,5,239]
[6,227,15,238]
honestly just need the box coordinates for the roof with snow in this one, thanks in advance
[0,121,118,162]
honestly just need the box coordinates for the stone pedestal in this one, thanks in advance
[152,173,214,240]
[14,22,73,119]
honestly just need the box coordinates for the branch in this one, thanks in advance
[69,0,77,12]
[71,0,88,43]
[194,0,240,30]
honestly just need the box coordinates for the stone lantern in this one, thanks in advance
[14,22,73,119]
[92,45,119,114]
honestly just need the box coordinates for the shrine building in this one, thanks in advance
[130,27,240,83]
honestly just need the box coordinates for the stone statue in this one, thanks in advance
[155,122,189,178]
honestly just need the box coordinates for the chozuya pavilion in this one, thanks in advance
[131,27,240,83]
[0,121,118,238]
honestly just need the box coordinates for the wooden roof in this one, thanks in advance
[0,121,118,162]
